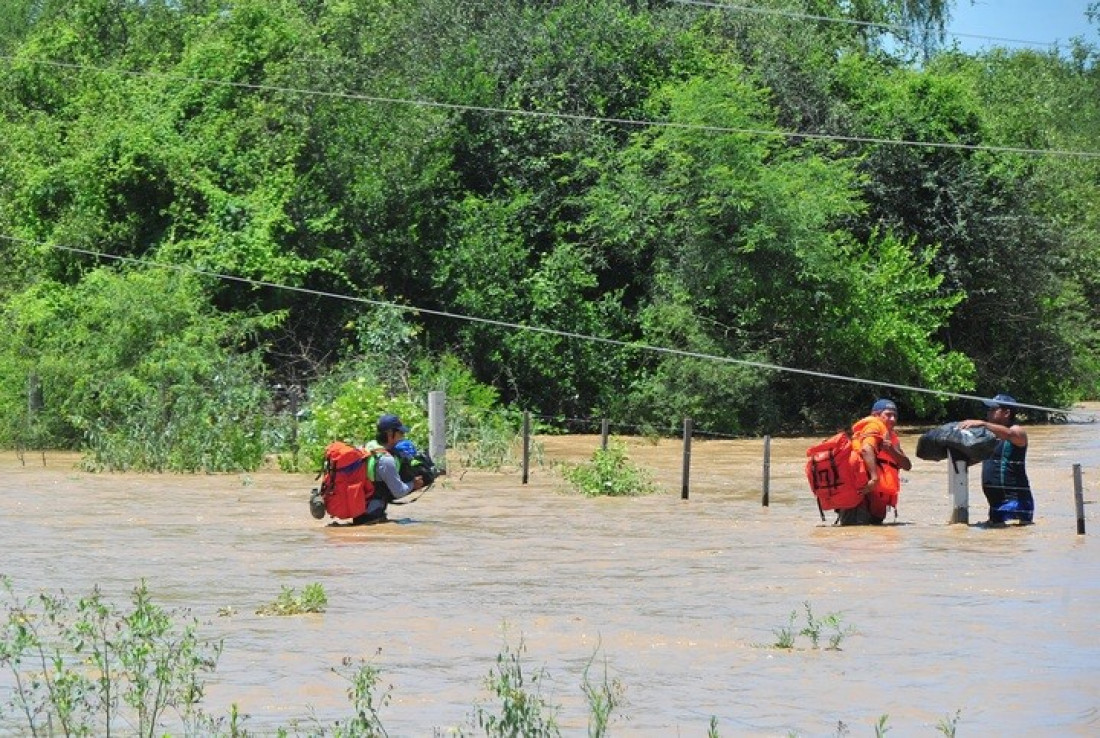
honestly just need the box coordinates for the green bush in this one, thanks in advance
[0,269,273,472]
[255,583,328,616]
[473,633,561,738]
[562,441,658,497]
[288,374,426,472]
[283,352,527,473]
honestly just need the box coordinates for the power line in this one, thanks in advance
[3,233,1093,420]
[671,0,1068,49]
[0,55,1097,160]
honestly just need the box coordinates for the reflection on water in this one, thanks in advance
[1,408,1098,737]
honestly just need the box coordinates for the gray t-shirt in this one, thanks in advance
[374,451,413,500]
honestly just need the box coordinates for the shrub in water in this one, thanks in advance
[563,441,658,497]
[256,583,328,616]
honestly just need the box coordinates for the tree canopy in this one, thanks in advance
[0,0,1097,465]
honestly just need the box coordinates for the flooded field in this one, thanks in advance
[1,407,1098,736]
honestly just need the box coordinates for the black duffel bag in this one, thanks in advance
[916,422,999,464]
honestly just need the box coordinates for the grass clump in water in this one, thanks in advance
[770,601,853,651]
[581,645,625,738]
[256,583,327,616]
[562,441,657,497]
[936,709,962,736]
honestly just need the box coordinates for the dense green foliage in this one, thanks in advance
[0,268,273,470]
[0,0,1096,467]
[563,440,659,496]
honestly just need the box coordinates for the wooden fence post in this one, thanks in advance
[428,390,446,471]
[522,411,531,485]
[762,435,771,507]
[1074,463,1086,535]
[681,417,692,500]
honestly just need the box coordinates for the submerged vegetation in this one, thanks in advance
[1,582,970,736]
[771,601,854,651]
[255,583,328,616]
[562,441,659,497]
[0,576,222,737]
[0,0,1097,470]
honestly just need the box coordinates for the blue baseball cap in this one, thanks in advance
[983,393,1017,409]
[871,399,897,413]
[377,414,409,433]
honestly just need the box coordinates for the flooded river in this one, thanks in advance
[1,407,1098,736]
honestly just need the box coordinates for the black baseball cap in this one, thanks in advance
[983,393,1017,409]
[377,414,409,433]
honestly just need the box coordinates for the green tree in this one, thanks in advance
[0,268,274,470]
[835,46,1100,407]
[584,62,971,430]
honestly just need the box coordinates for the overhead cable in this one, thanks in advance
[3,234,1093,420]
[0,55,1097,160]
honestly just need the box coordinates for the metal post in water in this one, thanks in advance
[428,391,446,470]
[521,411,531,485]
[762,435,771,507]
[681,417,692,500]
[948,450,969,524]
[601,418,609,451]
[1074,463,1086,535]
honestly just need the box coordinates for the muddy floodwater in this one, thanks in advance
[2,408,1099,737]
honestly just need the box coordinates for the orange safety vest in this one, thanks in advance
[851,416,902,517]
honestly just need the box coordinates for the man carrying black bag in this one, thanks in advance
[958,394,1034,527]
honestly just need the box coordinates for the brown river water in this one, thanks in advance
[1,407,1098,737]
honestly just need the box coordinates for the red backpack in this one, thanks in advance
[317,441,376,520]
[806,431,869,512]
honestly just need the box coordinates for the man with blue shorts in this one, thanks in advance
[959,394,1034,527]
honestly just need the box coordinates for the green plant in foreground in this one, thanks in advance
[563,440,658,497]
[0,576,222,737]
[773,609,799,649]
[875,713,891,736]
[256,583,328,616]
[772,602,852,651]
[580,645,625,738]
[331,653,391,738]
[936,709,962,737]
[472,631,561,738]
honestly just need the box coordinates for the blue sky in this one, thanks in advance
[944,0,1098,52]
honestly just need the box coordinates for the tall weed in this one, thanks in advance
[472,632,560,737]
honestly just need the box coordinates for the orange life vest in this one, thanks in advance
[851,416,901,518]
